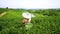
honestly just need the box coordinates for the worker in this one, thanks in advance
[22,12,35,25]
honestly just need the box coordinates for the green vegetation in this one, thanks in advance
[0,8,60,34]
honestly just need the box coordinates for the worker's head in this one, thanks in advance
[22,12,36,23]
[23,18,29,24]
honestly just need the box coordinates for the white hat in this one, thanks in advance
[22,12,31,19]
[22,12,36,22]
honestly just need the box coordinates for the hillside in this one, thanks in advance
[0,8,60,34]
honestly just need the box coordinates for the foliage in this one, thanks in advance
[0,8,60,34]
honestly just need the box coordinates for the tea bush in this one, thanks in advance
[0,8,60,34]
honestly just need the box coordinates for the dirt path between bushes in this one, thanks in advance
[0,12,7,17]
